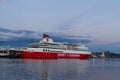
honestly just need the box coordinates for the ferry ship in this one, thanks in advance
[22,34,91,59]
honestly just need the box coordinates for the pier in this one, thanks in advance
[0,47,22,59]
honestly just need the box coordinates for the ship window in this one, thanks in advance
[3,51,7,53]
[43,49,47,52]
[0,51,2,53]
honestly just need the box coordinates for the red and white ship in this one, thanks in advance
[22,34,91,59]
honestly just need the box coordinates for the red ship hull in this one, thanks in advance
[22,51,91,59]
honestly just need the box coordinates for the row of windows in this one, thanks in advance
[43,49,49,52]
[43,49,63,53]
[0,51,7,53]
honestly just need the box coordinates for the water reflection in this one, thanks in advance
[1,58,120,80]
[89,58,120,80]
[22,59,90,80]
[0,59,89,80]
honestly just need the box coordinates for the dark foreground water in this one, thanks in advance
[0,58,120,80]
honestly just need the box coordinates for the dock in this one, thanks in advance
[0,47,23,59]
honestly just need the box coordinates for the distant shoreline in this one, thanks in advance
[91,51,120,58]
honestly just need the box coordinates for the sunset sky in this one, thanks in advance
[0,0,120,52]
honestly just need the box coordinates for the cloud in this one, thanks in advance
[0,27,94,46]
[57,15,83,30]
[51,33,93,44]
[0,27,42,41]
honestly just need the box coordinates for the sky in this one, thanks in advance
[0,0,120,52]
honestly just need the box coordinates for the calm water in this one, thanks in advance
[0,58,120,80]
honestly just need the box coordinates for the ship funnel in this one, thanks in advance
[40,34,54,43]
[43,34,51,38]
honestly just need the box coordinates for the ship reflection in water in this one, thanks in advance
[0,59,120,80]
